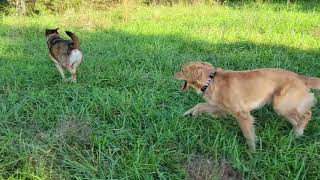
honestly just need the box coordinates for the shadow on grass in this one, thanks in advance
[0,24,320,178]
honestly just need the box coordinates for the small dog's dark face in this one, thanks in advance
[45,28,60,37]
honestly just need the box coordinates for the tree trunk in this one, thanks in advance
[15,0,27,16]
[15,0,19,16]
[20,0,26,16]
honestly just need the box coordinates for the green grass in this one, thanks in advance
[1,2,320,179]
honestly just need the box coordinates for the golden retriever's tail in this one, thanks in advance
[299,75,320,90]
[66,31,80,49]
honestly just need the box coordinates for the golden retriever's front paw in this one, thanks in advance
[183,108,198,117]
[183,111,192,117]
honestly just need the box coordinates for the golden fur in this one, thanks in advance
[175,61,320,151]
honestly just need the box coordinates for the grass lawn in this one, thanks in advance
[1,2,320,179]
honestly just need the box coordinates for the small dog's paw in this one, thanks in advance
[65,77,77,83]
[64,77,71,82]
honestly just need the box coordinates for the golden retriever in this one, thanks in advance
[175,61,320,151]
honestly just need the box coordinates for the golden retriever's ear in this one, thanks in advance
[45,29,49,36]
[175,71,184,80]
[199,61,213,68]
[194,66,205,80]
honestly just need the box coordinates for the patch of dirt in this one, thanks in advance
[186,156,217,180]
[185,156,242,180]
[55,116,91,146]
[220,160,242,180]
[311,27,320,38]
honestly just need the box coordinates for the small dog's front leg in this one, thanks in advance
[54,63,67,82]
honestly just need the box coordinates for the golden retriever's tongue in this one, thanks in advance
[181,81,188,91]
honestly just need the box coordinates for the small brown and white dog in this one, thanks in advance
[175,61,320,151]
[45,28,83,82]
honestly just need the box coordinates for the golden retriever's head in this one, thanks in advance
[175,61,214,94]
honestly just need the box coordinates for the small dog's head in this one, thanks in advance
[175,61,214,94]
[45,28,60,37]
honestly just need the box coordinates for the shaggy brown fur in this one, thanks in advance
[175,61,320,151]
[45,28,82,82]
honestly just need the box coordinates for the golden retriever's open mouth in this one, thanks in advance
[181,80,188,91]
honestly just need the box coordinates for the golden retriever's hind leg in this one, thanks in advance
[273,88,314,137]
[295,110,311,137]
[233,111,256,152]
[278,110,311,137]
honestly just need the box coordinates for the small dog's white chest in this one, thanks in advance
[69,49,82,65]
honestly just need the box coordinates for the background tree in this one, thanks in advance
[15,0,26,16]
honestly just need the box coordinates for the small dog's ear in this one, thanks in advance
[45,28,50,35]
[54,28,60,32]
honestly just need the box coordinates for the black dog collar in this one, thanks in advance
[200,71,217,93]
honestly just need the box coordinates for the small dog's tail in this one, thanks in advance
[299,75,320,90]
[66,31,80,49]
